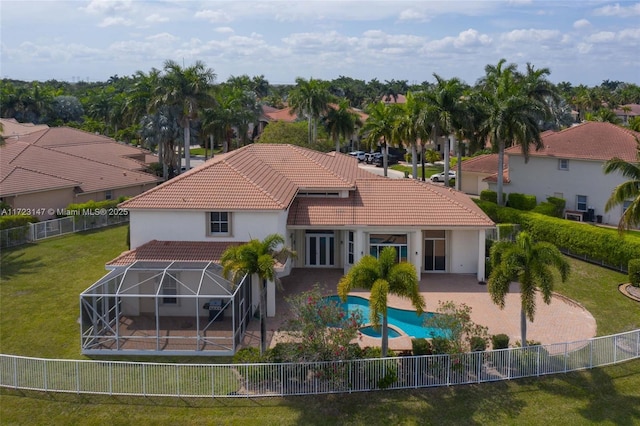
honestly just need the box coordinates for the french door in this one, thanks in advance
[306,231,335,266]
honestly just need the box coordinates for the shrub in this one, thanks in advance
[491,333,510,350]
[63,197,128,216]
[497,223,516,241]
[411,338,433,355]
[0,214,39,229]
[480,190,497,203]
[533,196,566,218]
[430,337,452,355]
[470,336,487,352]
[628,259,640,287]
[233,346,264,364]
[507,193,537,211]
[424,301,489,354]
[474,199,498,222]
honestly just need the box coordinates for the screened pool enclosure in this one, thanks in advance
[80,261,251,356]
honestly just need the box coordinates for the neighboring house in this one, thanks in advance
[487,122,638,225]
[613,104,640,126]
[82,144,494,356]
[0,122,161,218]
[459,154,508,196]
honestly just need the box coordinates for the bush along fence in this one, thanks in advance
[0,212,129,248]
[1,329,638,398]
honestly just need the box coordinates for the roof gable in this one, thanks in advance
[506,122,638,162]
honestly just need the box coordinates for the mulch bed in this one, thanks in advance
[619,283,640,302]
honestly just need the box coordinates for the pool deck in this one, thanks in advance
[242,268,597,352]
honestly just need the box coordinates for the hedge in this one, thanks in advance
[480,190,497,204]
[63,197,128,216]
[474,199,640,269]
[507,193,537,211]
[0,214,39,230]
[628,259,640,287]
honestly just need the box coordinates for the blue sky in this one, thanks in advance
[1,0,639,86]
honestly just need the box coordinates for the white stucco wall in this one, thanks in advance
[498,155,626,225]
[460,172,489,196]
[449,230,480,274]
[128,210,287,249]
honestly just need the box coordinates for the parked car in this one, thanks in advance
[348,151,366,162]
[374,154,399,167]
[364,152,379,164]
[430,171,456,182]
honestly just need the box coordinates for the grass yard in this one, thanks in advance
[1,225,639,425]
[390,163,442,179]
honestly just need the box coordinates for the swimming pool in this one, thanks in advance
[325,295,445,339]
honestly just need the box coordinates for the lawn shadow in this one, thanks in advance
[0,249,44,280]
[536,361,640,425]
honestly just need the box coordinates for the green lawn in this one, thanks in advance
[391,163,442,179]
[1,225,639,424]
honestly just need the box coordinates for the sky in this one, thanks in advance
[1,0,639,86]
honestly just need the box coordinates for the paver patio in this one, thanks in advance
[242,268,597,352]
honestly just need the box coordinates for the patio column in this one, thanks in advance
[477,229,486,282]
[267,279,276,317]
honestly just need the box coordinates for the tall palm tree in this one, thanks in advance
[423,74,467,187]
[288,77,332,145]
[478,59,551,205]
[488,231,570,346]
[362,101,397,177]
[220,234,295,355]
[392,91,429,179]
[338,247,425,357]
[323,99,362,153]
[604,146,640,232]
[152,60,216,172]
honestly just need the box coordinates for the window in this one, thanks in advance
[347,231,354,264]
[558,159,569,170]
[208,212,230,235]
[369,234,408,263]
[162,274,178,304]
[576,195,588,211]
[623,200,632,213]
[105,190,113,200]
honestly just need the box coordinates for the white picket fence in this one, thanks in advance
[1,329,638,398]
[0,214,128,248]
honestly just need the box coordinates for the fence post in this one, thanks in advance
[43,359,48,392]
[564,343,568,373]
[589,339,593,369]
[76,361,80,394]
[109,362,113,396]
[176,364,180,397]
[13,357,18,389]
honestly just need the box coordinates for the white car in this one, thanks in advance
[348,151,366,162]
[430,171,456,182]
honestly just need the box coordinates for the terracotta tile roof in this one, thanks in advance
[613,104,640,116]
[263,107,298,123]
[0,118,49,137]
[505,122,639,162]
[460,153,508,174]
[288,178,494,227]
[51,141,155,171]
[107,240,243,266]
[17,126,116,147]
[121,144,381,210]
[1,139,160,197]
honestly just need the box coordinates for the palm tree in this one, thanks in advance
[423,75,467,187]
[152,60,216,172]
[338,246,425,357]
[604,146,640,232]
[392,91,429,179]
[478,59,551,205]
[323,99,362,153]
[361,101,397,177]
[220,234,295,355]
[488,231,570,346]
[288,77,332,145]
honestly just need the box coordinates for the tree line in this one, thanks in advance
[1,59,639,193]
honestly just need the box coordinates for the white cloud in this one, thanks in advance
[398,8,427,22]
[593,3,640,17]
[502,29,561,43]
[98,17,134,27]
[586,31,616,43]
[573,19,591,30]
[427,29,492,51]
[145,14,169,23]
[81,0,133,15]
[215,27,234,34]
[146,33,179,43]
[194,9,232,23]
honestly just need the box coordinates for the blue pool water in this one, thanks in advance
[325,295,445,339]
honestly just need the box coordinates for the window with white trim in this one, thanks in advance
[162,274,178,305]
[576,195,588,211]
[369,234,408,262]
[208,212,230,235]
[558,159,569,170]
[347,231,355,264]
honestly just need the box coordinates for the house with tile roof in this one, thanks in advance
[0,123,161,218]
[80,143,494,355]
[459,153,509,195]
[487,121,639,225]
[613,104,640,126]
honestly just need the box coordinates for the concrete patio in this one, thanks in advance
[241,268,597,352]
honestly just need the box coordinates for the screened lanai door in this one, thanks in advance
[424,230,446,272]
[305,231,335,266]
